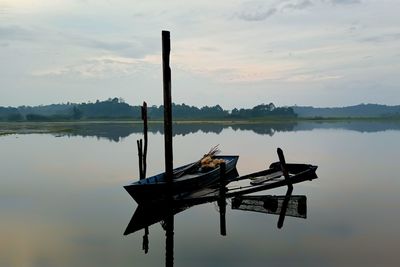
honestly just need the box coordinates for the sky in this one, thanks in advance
[0,0,399,109]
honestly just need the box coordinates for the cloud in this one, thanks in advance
[0,4,10,16]
[287,74,343,82]
[360,33,400,43]
[283,0,314,10]
[70,36,158,58]
[235,0,361,22]
[176,59,301,83]
[0,23,158,58]
[329,0,361,4]
[236,0,315,22]
[32,56,158,78]
[236,7,277,21]
[0,25,32,41]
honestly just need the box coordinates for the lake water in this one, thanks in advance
[1,121,399,267]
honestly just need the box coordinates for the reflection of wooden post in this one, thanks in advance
[219,162,227,236]
[140,102,149,253]
[162,30,174,267]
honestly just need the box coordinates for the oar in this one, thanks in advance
[276,148,293,229]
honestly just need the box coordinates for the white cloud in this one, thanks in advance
[360,32,400,43]
[32,56,158,78]
[287,74,343,82]
[282,0,314,11]
[0,25,32,41]
[236,7,277,21]
[329,0,361,5]
[235,0,315,22]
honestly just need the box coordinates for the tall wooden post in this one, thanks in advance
[162,30,173,183]
[162,30,174,267]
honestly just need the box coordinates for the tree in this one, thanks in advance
[72,106,83,120]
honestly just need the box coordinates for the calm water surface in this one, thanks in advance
[1,122,399,267]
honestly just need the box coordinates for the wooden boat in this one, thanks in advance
[124,155,239,203]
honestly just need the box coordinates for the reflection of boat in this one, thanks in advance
[232,195,307,218]
[124,194,309,235]
[124,202,189,235]
[124,155,239,203]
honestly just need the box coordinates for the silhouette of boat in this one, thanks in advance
[124,155,239,203]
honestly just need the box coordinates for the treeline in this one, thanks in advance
[293,104,400,118]
[0,98,296,121]
[230,103,296,119]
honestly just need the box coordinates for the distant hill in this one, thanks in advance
[292,104,400,118]
[0,107,22,121]
[1,99,399,121]
[0,98,296,121]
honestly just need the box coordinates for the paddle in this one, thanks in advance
[277,148,294,229]
[173,145,221,178]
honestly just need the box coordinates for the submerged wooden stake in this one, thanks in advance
[137,139,143,178]
[141,101,148,177]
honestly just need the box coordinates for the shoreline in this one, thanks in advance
[1,118,400,137]
[1,116,400,124]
